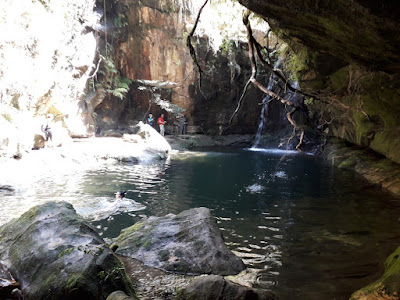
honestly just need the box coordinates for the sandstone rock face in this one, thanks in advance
[114,207,246,275]
[0,201,136,300]
[94,0,266,136]
[173,275,277,300]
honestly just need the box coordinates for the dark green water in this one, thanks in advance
[83,148,400,300]
[3,148,399,299]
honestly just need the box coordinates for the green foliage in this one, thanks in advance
[1,113,12,123]
[220,39,237,56]
[304,97,314,106]
[98,54,132,100]
[97,267,125,283]
[58,247,75,258]
[114,13,128,28]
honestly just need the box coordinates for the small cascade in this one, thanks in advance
[251,58,304,150]
[251,60,281,149]
[252,95,272,148]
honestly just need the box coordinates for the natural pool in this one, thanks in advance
[1,147,400,299]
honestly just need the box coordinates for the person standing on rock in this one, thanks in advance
[41,115,53,143]
[180,114,187,135]
[157,114,167,136]
[147,113,154,127]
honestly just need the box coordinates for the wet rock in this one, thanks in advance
[323,138,400,196]
[0,262,20,299]
[118,255,196,300]
[173,275,277,300]
[114,207,245,275]
[0,185,14,193]
[351,246,400,300]
[0,201,137,300]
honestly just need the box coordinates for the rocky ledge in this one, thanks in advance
[323,138,400,196]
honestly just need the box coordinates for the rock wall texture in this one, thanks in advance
[94,0,266,135]
[238,0,400,163]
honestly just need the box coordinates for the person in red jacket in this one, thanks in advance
[157,114,167,136]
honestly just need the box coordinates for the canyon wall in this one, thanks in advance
[94,0,266,136]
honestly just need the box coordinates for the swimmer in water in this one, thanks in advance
[115,190,126,200]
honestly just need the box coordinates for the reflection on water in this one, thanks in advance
[1,148,400,299]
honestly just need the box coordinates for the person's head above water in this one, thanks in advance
[115,190,126,199]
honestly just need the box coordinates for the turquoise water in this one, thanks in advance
[2,148,400,299]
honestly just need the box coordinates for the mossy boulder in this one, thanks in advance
[173,275,277,300]
[0,201,137,300]
[114,207,245,275]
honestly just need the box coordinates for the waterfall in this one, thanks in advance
[251,59,304,150]
[251,60,281,149]
[252,95,272,148]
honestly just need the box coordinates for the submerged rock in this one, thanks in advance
[173,275,277,300]
[114,207,245,275]
[0,201,136,300]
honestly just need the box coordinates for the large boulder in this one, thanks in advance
[114,207,245,275]
[133,121,172,159]
[173,275,277,300]
[0,201,137,300]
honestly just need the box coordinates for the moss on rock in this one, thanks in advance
[351,246,400,299]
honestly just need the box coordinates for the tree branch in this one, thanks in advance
[186,0,209,77]
[236,10,305,151]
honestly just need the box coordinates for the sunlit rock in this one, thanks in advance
[113,207,245,275]
[0,201,136,300]
[134,122,172,159]
[174,275,277,300]
[106,291,136,300]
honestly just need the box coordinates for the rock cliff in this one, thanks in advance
[94,0,266,136]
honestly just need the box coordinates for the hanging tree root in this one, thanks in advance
[230,10,305,151]
[186,0,209,99]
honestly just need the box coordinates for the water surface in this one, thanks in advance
[1,148,400,299]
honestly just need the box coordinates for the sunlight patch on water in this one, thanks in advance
[248,148,299,155]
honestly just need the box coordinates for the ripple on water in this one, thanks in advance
[2,148,400,300]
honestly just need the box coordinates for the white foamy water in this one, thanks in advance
[248,148,300,155]
[246,183,264,194]
[74,197,146,221]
